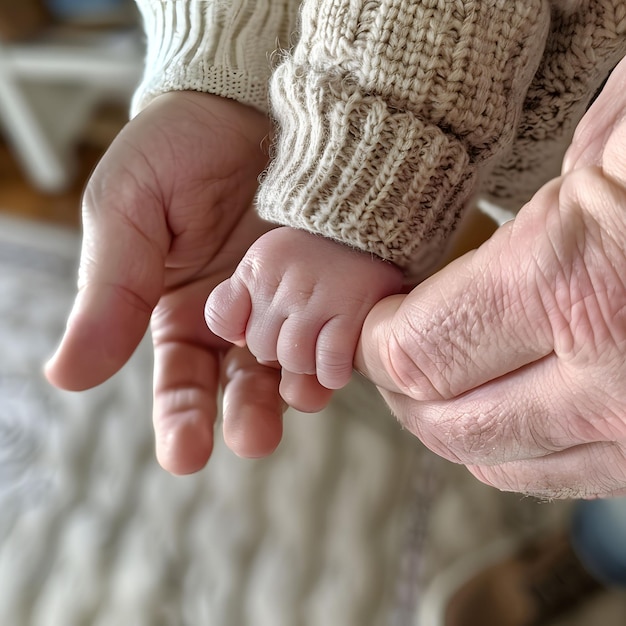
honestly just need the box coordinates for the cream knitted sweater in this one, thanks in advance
[133,0,626,277]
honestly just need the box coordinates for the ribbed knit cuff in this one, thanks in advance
[257,71,474,272]
[484,0,626,212]
[131,0,298,116]
[257,0,550,274]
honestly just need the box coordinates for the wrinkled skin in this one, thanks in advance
[355,57,626,499]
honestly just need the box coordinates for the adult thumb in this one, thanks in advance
[45,137,168,390]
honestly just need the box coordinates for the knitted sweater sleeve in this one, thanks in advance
[256,0,551,277]
[130,0,299,116]
[484,0,626,212]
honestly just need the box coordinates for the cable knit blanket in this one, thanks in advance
[2,213,622,626]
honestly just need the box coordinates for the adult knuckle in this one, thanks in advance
[385,322,442,400]
[385,306,477,401]
[443,403,512,463]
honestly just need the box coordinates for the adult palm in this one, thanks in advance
[46,92,283,474]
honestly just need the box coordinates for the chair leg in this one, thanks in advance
[0,73,78,192]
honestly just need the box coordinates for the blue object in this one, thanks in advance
[571,498,626,587]
[45,0,130,20]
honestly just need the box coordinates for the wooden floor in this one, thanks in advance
[0,104,127,229]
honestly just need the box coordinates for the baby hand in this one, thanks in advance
[205,227,403,403]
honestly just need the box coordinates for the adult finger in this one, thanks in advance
[278,369,334,413]
[374,392,626,499]
[467,441,626,500]
[151,266,283,471]
[150,278,223,474]
[598,86,626,189]
[153,341,285,471]
[376,342,626,466]
[152,338,219,475]
[373,343,626,499]
[221,346,285,458]
[45,132,169,390]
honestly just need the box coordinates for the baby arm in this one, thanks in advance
[205,227,403,392]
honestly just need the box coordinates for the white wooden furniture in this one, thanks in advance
[0,27,143,192]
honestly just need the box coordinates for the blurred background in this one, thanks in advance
[0,0,141,211]
[0,3,624,625]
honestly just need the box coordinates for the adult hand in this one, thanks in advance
[355,57,626,499]
[45,92,285,474]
